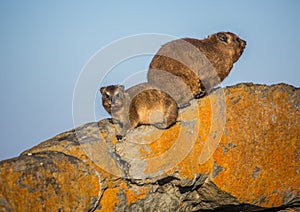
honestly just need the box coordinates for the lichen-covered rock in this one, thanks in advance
[0,152,103,211]
[0,83,299,211]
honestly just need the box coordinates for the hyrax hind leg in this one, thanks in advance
[154,101,178,129]
[194,81,207,99]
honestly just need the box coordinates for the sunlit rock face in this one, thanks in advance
[0,83,299,211]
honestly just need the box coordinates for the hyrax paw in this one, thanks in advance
[194,90,206,99]
[116,135,123,140]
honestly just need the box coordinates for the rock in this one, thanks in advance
[0,152,102,211]
[0,83,299,211]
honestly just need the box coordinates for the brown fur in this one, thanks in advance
[100,83,178,139]
[147,32,246,107]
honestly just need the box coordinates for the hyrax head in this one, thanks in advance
[209,32,247,62]
[100,85,126,114]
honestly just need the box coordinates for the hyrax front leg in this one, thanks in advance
[115,127,126,141]
[115,122,133,140]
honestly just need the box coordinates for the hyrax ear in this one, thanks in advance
[118,85,125,91]
[217,32,228,43]
[100,87,106,94]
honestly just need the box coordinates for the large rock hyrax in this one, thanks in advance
[147,31,246,107]
[100,83,178,139]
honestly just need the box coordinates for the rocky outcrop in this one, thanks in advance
[0,83,299,211]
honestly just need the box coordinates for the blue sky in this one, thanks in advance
[0,0,299,160]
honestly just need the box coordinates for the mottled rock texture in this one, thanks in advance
[0,83,299,211]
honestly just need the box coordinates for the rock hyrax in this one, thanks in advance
[100,84,178,139]
[147,31,246,107]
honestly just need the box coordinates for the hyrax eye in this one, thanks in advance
[217,33,228,43]
[105,94,110,99]
[115,93,120,98]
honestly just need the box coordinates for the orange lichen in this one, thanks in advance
[123,185,151,205]
[99,187,120,211]
[99,181,151,211]
[0,152,101,211]
[208,85,300,207]
[138,124,180,159]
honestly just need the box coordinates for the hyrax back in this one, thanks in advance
[129,88,178,130]
[147,32,246,108]
[100,84,178,138]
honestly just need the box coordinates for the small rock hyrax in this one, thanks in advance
[147,31,246,107]
[100,83,178,139]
